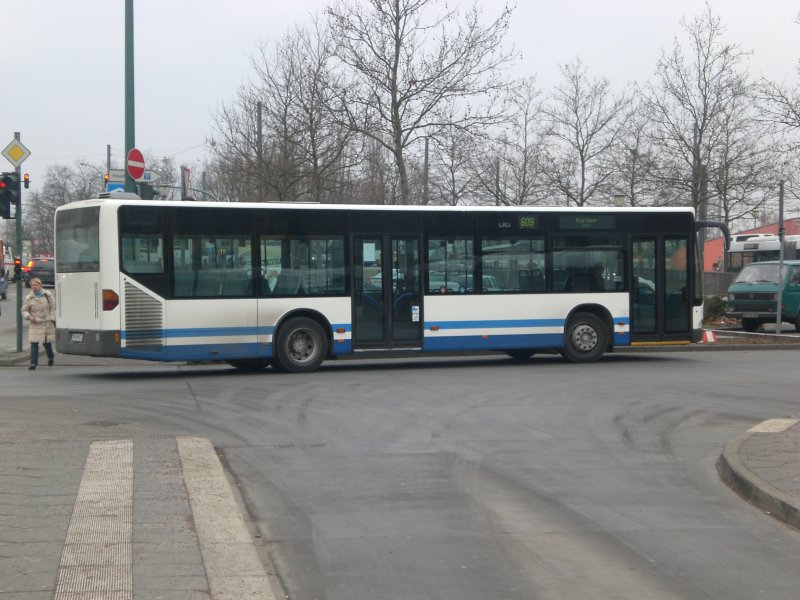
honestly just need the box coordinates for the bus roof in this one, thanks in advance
[59,197,697,215]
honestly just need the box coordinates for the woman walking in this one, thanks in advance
[21,277,56,370]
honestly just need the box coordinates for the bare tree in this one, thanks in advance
[610,99,660,206]
[758,12,800,137]
[470,78,550,206]
[211,25,356,203]
[287,22,359,203]
[326,0,515,204]
[543,59,630,206]
[211,84,267,201]
[759,79,800,137]
[638,3,752,218]
[498,76,550,205]
[710,94,778,230]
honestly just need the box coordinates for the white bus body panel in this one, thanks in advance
[423,293,631,351]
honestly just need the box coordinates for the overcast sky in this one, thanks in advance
[2,0,798,195]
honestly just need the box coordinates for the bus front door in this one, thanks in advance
[631,237,691,341]
[353,237,422,348]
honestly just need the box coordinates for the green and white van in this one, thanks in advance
[726,260,800,332]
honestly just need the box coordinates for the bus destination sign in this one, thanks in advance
[559,215,616,230]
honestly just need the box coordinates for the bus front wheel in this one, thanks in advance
[274,317,328,373]
[562,312,607,363]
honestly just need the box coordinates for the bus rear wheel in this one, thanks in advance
[561,312,607,363]
[274,317,328,373]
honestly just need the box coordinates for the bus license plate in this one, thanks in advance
[70,332,84,343]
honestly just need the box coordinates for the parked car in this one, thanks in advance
[23,257,55,287]
[726,260,800,332]
[0,272,6,299]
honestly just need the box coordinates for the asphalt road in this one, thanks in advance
[3,349,800,599]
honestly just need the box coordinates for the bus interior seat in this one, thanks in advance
[194,270,225,296]
[274,269,306,295]
[174,271,196,297]
[223,271,251,296]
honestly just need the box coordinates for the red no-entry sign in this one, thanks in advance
[126,148,145,180]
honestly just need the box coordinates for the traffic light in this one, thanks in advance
[23,173,30,189]
[13,258,21,277]
[0,172,19,219]
[0,178,8,219]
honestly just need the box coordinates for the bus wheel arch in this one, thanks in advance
[273,310,332,373]
[561,305,612,363]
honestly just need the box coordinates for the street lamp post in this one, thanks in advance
[80,163,106,192]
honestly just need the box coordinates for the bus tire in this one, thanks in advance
[741,318,759,332]
[274,317,328,373]
[228,359,271,371]
[506,349,535,361]
[561,312,607,363]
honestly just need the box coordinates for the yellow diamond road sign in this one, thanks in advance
[2,139,31,167]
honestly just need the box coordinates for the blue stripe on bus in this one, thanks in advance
[118,320,627,360]
[121,343,268,361]
[122,323,353,341]
[121,339,355,362]
[424,333,565,352]
[427,317,631,329]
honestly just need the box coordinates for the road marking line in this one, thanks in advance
[177,436,276,600]
[749,418,800,433]
[54,439,133,599]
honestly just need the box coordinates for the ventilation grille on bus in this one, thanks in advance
[124,282,164,349]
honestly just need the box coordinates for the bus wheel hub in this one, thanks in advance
[572,325,597,351]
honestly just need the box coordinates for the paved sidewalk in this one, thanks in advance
[717,419,800,530]
[0,434,278,599]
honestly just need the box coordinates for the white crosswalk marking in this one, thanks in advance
[53,439,133,599]
[177,436,276,599]
[50,437,276,599]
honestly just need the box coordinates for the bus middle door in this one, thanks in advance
[353,236,422,349]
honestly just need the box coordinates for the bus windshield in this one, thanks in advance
[56,207,100,272]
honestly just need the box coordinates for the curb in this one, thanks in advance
[716,425,800,530]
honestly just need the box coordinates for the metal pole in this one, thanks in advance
[79,163,104,191]
[776,180,785,333]
[106,144,111,191]
[495,157,500,206]
[124,0,136,193]
[256,101,263,200]
[422,137,429,205]
[14,132,22,352]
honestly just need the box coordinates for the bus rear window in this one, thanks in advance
[56,207,100,272]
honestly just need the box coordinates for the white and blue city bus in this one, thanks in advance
[54,194,724,372]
